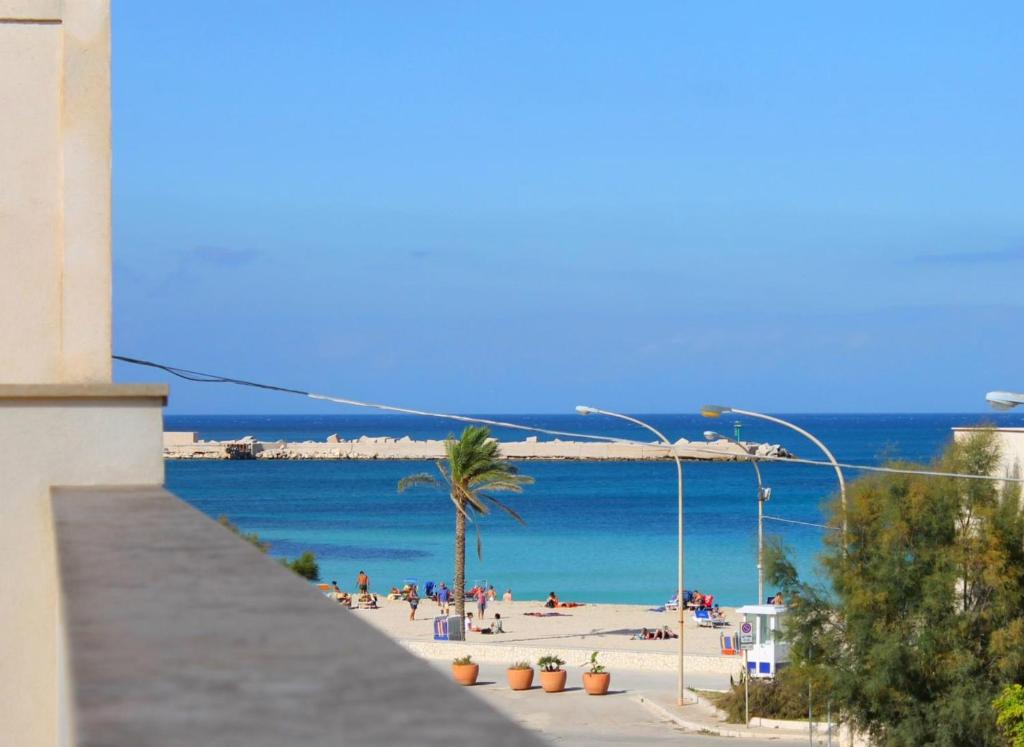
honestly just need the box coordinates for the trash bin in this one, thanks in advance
[446,614,465,641]
[433,615,449,641]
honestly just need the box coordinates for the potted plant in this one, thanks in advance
[451,654,479,686]
[581,651,610,695]
[507,661,534,691]
[537,655,567,693]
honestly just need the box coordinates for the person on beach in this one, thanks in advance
[465,612,479,633]
[486,585,497,602]
[356,570,369,594]
[408,585,419,621]
[491,613,504,634]
[475,587,487,619]
[503,588,512,602]
[437,583,450,614]
[544,592,560,608]
[771,591,784,606]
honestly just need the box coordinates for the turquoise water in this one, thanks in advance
[165,413,1022,606]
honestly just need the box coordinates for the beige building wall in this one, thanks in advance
[0,0,111,384]
[0,2,166,745]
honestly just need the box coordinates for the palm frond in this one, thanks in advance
[479,493,527,525]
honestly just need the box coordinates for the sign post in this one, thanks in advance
[740,621,754,725]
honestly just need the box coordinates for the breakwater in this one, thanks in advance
[163,432,791,462]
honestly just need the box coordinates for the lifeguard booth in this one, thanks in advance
[735,604,789,678]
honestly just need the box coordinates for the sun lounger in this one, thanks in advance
[693,608,728,628]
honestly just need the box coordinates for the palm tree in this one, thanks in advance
[398,425,533,620]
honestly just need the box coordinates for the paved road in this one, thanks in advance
[428,661,808,746]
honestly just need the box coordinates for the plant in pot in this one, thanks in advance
[451,654,479,686]
[537,655,567,693]
[581,651,610,695]
[507,661,534,691]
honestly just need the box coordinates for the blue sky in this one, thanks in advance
[112,2,1024,414]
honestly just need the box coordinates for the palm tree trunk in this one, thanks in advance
[454,496,466,620]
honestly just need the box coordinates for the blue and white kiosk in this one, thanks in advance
[735,604,789,678]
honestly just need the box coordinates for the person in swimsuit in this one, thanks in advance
[408,585,419,621]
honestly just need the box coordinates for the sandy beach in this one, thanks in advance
[335,595,747,675]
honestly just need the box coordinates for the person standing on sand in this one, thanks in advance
[502,588,512,603]
[356,570,369,594]
[437,583,451,615]
[408,585,419,621]
[475,587,487,619]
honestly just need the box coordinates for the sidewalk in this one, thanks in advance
[424,660,818,746]
[638,690,836,744]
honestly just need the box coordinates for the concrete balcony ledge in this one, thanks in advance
[52,486,542,747]
[0,383,168,403]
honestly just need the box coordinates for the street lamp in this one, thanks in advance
[576,405,687,707]
[704,430,771,603]
[701,405,847,537]
[987,391,1024,411]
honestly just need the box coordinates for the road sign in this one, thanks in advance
[739,635,754,650]
[740,622,753,635]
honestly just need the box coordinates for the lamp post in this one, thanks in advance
[701,405,847,537]
[576,405,687,707]
[704,430,770,603]
[987,391,1024,411]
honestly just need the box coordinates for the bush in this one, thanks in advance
[217,515,269,553]
[509,661,532,670]
[281,551,320,581]
[711,670,827,723]
[453,655,474,665]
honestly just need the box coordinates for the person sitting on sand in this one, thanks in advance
[387,586,401,600]
[660,625,678,639]
[632,627,652,640]
[503,588,512,602]
[491,613,504,634]
[545,591,560,608]
[465,612,480,633]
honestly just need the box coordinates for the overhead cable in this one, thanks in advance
[113,354,1024,484]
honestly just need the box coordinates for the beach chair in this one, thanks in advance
[693,609,714,628]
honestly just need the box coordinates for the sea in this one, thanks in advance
[165,413,1024,607]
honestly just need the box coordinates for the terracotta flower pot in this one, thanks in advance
[582,671,611,695]
[539,669,567,693]
[507,667,534,691]
[452,663,479,686]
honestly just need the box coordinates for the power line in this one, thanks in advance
[763,515,836,531]
[113,354,1024,484]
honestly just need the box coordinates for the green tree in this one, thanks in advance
[218,515,270,553]
[282,551,320,582]
[995,684,1024,746]
[767,430,1024,745]
[398,425,532,619]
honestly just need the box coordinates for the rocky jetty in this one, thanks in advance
[163,432,792,462]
